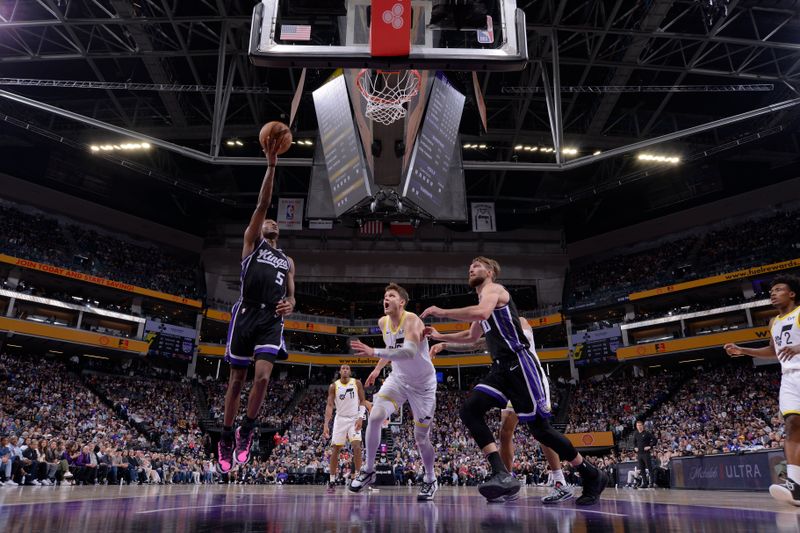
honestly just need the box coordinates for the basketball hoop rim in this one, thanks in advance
[356,68,421,106]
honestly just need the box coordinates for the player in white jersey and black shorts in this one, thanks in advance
[430,316,573,504]
[217,138,297,475]
[348,283,439,501]
[323,364,368,491]
[422,256,606,505]
[725,275,800,505]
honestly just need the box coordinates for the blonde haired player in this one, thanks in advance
[429,317,572,504]
[322,364,368,491]
[348,283,439,501]
[725,275,800,505]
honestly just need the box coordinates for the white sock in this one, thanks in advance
[551,469,566,485]
[329,474,335,483]
[788,464,800,482]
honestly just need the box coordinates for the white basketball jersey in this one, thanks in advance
[523,328,536,354]
[772,307,800,372]
[381,312,435,385]
[333,378,359,418]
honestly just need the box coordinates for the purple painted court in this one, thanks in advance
[1,485,798,532]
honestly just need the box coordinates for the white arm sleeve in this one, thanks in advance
[374,339,418,361]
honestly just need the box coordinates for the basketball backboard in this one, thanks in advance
[248,0,527,71]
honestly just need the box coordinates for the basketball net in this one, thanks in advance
[356,69,421,126]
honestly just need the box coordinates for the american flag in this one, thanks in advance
[280,24,312,41]
[359,220,384,236]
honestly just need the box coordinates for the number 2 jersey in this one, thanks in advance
[241,239,290,306]
[772,306,800,372]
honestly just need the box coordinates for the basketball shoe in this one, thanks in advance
[217,437,234,474]
[770,478,800,506]
[234,425,255,465]
[542,481,574,504]
[478,471,520,501]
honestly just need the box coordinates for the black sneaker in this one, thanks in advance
[327,481,336,493]
[576,470,608,506]
[417,479,438,501]
[770,477,800,506]
[348,469,376,493]
[542,481,573,504]
[478,471,520,502]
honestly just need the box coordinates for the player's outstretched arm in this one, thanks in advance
[724,342,776,359]
[242,139,279,260]
[425,322,484,344]
[420,284,502,322]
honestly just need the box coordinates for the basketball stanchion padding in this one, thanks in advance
[370,0,412,57]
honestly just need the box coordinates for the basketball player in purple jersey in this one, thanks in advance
[217,138,297,474]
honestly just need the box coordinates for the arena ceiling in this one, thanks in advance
[0,0,798,239]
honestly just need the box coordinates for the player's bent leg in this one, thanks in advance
[771,413,800,505]
[350,397,395,493]
[461,390,519,501]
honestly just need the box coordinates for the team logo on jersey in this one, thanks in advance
[256,249,289,270]
[339,387,355,400]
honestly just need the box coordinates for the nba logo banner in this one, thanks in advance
[278,198,304,231]
[471,202,496,232]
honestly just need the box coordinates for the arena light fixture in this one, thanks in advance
[48,350,63,354]
[90,142,151,152]
[593,150,602,155]
[561,147,578,155]
[7,344,21,348]
[637,153,681,164]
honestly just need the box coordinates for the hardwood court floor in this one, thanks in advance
[1,484,797,532]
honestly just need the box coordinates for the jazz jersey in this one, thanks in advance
[772,307,800,372]
[380,312,435,384]
[334,379,359,418]
[240,239,290,305]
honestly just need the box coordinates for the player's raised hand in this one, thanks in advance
[350,339,375,358]
[365,371,379,387]
[429,342,446,359]
[778,345,800,362]
[420,306,443,319]
[263,137,279,166]
[724,343,744,356]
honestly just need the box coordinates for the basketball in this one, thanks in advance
[259,121,292,155]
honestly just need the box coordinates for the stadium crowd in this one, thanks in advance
[568,206,800,308]
[0,348,789,490]
[0,203,199,298]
